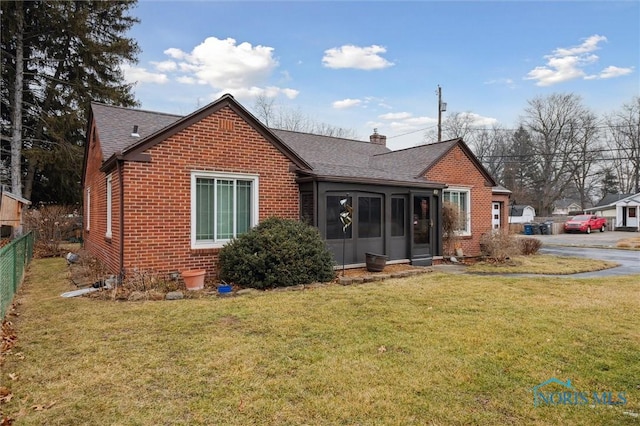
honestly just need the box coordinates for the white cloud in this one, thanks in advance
[524,34,634,87]
[165,37,278,90]
[280,88,300,99]
[377,112,436,136]
[333,98,362,109]
[322,44,394,70]
[456,112,499,128]
[593,65,634,80]
[152,60,178,72]
[379,112,412,120]
[152,37,302,102]
[176,76,197,85]
[121,64,168,85]
[553,34,607,56]
[484,78,516,89]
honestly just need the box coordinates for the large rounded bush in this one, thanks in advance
[218,217,336,289]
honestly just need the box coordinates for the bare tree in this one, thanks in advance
[605,97,640,193]
[520,93,593,215]
[253,94,276,127]
[568,110,601,209]
[422,111,476,143]
[469,125,511,183]
[252,95,358,139]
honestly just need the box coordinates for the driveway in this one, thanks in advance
[528,231,640,278]
[526,230,638,248]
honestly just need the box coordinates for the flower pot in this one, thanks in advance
[365,252,387,273]
[182,269,205,291]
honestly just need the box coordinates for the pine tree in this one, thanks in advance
[1,0,139,203]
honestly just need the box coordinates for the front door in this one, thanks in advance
[628,206,638,228]
[410,193,434,265]
[492,202,501,230]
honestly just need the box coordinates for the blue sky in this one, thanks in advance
[124,1,639,150]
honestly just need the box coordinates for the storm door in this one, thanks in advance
[410,193,434,263]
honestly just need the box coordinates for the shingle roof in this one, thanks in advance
[271,129,446,185]
[91,102,182,160]
[596,193,634,207]
[370,140,459,177]
[89,100,490,188]
[510,205,534,216]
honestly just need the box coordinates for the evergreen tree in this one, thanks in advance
[1,0,139,203]
[599,167,619,199]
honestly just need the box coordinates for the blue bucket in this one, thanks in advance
[217,284,232,294]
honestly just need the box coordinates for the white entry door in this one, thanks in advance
[492,202,501,230]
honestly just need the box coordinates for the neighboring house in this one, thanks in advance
[82,94,508,280]
[585,192,640,231]
[0,186,31,238]
[508,205,536,223]
[552,199,582,216]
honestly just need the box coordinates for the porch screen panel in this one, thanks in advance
[391,197,405,237]
[327,195,352,239]
[358,197,382,238]
[216,180,234,240]
[236,180,252,235]
[196,178,215,240]
[300,192,314,225]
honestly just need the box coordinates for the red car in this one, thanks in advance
[564,214,607,234]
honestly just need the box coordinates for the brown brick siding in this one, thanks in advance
[83,123,121,274]
[425,145,495,256]
[86,106,299,280]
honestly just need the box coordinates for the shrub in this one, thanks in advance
[442,201,460,255]
[519,237,542,255]
[218,217,336,289]
[23,205,81,257]
[479,230,517,262]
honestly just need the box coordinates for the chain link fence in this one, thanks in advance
[1,232,34,320]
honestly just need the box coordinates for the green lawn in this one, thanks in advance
[1,258,639,425]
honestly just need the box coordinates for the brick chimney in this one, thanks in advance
[369,128,387,146]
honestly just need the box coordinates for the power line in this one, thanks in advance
[388,123,639,139]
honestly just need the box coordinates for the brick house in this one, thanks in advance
[83,94,509,280]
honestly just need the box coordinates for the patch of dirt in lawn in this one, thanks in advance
[337,264,426,278]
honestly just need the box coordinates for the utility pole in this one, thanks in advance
[437,85,446,142]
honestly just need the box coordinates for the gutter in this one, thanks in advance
[116,159,125,282]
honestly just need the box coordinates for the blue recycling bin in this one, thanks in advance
[524,224,533,235]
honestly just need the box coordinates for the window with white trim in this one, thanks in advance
[86,187,91,231]
[444,188,471,235]
[191,171,259,248]
[106,175,112,238]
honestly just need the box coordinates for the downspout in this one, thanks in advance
[116,158,125,282]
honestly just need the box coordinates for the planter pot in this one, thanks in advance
[182,269,205,291]
[365,252,388,273]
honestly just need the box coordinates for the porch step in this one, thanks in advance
[615,227,638,232]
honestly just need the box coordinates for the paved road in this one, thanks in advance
[539,246,640,278]
[529,231,640,278]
